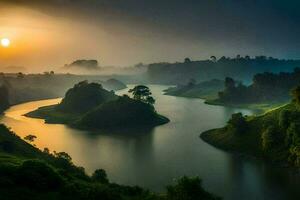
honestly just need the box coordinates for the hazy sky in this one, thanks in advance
[0,0,299,72]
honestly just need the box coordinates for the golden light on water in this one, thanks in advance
[1,38,10,47]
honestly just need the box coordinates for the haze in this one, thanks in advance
[0,0,299,72]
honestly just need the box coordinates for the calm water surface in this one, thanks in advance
[1,85,299,200]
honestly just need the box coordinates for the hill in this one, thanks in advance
[100,78,127,91]
[201,90,300,167]
[0,124,219,200]
[26,83,169,130]
[147,56,300,84]
[164,79,224,100]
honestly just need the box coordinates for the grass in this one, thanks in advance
[205,99,288,113]
[200,103,294,165]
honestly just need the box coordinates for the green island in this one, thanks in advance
[201,86,300,167]
[26,81,169,130]
[0,124,220,200]
[164,79,224,100]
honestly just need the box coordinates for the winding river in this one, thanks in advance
[0,85,299,200]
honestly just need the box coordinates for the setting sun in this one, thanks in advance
[1,38,10,47]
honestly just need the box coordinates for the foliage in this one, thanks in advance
[227,113,247,135]
[24,134,37,143]
[215,68,300,105]
[92,169,109,184]
[0,124,217,200]
[166,176,221,200]
[164,79,224,100]
[76,95,168,129]
[0,85,10,113]
[201,95,300,167]
[129,85,155,105]
[57,81,117,113]
[147,56,300,84]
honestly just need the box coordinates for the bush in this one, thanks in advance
[92,169,109,184]
[227,113,247,135]
[166,176,221,200]
[16,160,64,190]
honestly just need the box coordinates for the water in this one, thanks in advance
[0,85,299,200]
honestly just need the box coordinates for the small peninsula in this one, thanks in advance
[26,81,169,130]
[201,86,300,167]
[164,79,224,100]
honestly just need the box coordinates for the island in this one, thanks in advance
[201,86,300,167]
[25,81,169,130]
[101,78,127,91]
[164,79,224,100]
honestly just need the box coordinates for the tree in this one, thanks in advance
[210,56,217,62]
[261,126,277,151]
[53,151,72,162]
[184,57,192,63]
[227,113,247,135]
[24,134,37,143]
[129,85,155,105]
[0,85,9,113]
[224,77,235,90]
[92,169,109,184]
[292,86,300,106]
[166,176,220,200]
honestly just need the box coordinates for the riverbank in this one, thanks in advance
[204,99,288,113]
[200,102,300,168]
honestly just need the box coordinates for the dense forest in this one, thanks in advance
[0,124,220,200]
[212,68,300,106]
[147,56,300,84]
[201,87,300,167]
[26,81,169,130]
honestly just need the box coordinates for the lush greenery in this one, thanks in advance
[147,56,300,84]
[164,79,224,100]
[201,87,300,167]
[26,82,169,130]
[57,80,117,114]
[0,124,219,200]
[210,68,300,106]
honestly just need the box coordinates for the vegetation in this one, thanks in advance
[147,56,300,84]
[0,84,10,113]
[26,82,169,130]
[210,68,300,108]
[201,87,300,167]
[164,79,224,100]
[57,80,117,114]
[101,78,127,91]
[0,124,219,200]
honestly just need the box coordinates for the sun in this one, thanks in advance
[1,38,10,47]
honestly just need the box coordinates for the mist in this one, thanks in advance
[0,0,300,73]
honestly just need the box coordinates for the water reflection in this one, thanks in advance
[0,85,299,200]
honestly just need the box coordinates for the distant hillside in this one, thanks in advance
[26,82,169,130]
[207,68,300,110]
[164,79,224,100]
[147,56,300,84]
[201,88,300,167]
[100,78,127,91]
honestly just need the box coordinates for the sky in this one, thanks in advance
[0,0,299,72]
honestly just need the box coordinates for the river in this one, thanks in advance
[0,85,299,200]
